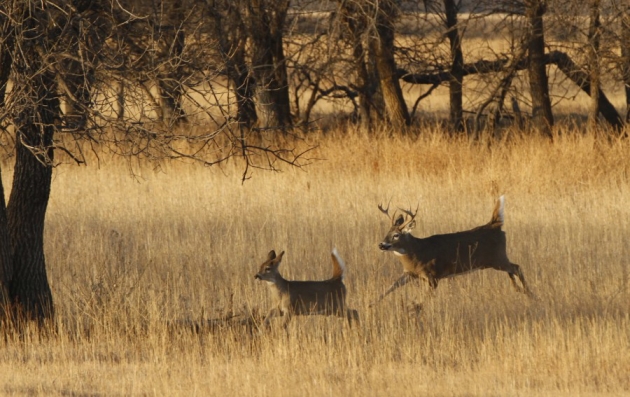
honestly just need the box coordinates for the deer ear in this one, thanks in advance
[274,251,285,265]
[394,214,405,227]
[403,220,416,233]
[267,250,276,260]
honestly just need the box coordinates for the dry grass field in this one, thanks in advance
[0,125,629,396]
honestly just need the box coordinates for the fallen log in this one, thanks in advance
[397,50,624,130]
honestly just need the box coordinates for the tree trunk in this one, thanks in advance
[525,0,554,136]
[621,12,630,123]
[547,51,624,129]
[269,6,292,127]
[0,165,12,311]
[353,39,375,130]
[7,129,55,323]
[0,11,14,309]
[247,0,292,130]
[6,3,59,323]
[587,0,601,131]
[337,1,381,130]
[152,27,188,127]
[116,79,125,121]
[208,0,258,130]
[232,59,258,130]
[372,0,410,129]
[444,0,464,132]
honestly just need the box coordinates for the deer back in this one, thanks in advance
[284,278,348,315]
[417,226,509,278]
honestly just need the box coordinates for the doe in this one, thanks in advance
[255,248,359,328]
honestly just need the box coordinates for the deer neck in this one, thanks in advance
[267,275,290,298]
[394,235,424,272]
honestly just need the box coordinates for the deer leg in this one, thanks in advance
[407,276,438,315]
[427,276,439,290]
[510,262,534,297]
[370,273,414,307]
[345,308,360,326]
[507,272,523,293]
[263,307,283,328]
[504,262,534,297]
[280,312,292,330]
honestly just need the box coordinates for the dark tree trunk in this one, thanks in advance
[372,0,410,129]
[7,129,55,323]
[6,3,58,323]
[247,0,292,130]
[587,0,601,131]
[444,0,464,132]
[208,0,258,129]
[0,165,12,310]
[116,79,125,121]
[622,13,630,123]
[232,58,258,130]
[337,1,381,130]
[157,28,188,127]
[353,40,375,130]
[269,7,291,126]
[525,0,554,136]
[0,12,14,309]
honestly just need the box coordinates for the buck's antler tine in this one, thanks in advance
[378,202,392,219]
[399,203,419,221]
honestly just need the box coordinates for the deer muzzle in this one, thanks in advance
[379,242,392,251]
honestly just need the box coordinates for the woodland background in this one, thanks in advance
[0,0,629,395]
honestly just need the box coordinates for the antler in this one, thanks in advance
[377,202,391,219]
[398,204,419,225]
[379,201,403,225]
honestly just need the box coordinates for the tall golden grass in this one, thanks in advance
[0,126,629,396]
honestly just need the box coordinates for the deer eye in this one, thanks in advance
[264,266,271,272]
[392,233,400,240]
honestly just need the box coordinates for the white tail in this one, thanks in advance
[331,247,346,281]
[373,196,532,308]
[495,195,505,225]
[255,249,359,328]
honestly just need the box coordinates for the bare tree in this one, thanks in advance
[0,0,59,322]
[0,9,13,310]
[207,0,258,130]
[621,6,630,123]
[587,0,601,131]
[337,0,383,130]
[333,0,409,129]
[0,0,308,326]
[443,0,464,131]
[370,0,410,128]
[525,0,554,136]
[246,0,293,130]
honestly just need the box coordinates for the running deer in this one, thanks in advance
[255,248,359,327]
[372,196,532,307]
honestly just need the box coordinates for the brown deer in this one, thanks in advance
[372,196,532,307]
[255,248,359,328]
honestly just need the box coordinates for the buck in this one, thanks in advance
[255,248,359,327]
[372,196,532,307]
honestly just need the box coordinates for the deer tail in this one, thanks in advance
[490,195,505,228]
[330,247,346,280]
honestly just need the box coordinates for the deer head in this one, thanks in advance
[254,250,285,284]
[378,203,418,254]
